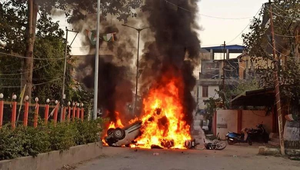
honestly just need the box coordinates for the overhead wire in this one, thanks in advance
[227,5,263,44]
[0,51,65,60]
[0,62,54,75]
[0,77,62,89]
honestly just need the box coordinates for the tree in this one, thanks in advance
[242,0,300,116]
[1,0,143,100]
[0,0,74,102]
[232,78,260,96]
[35,0,143,23]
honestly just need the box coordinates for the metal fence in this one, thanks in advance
[0,93,85,129]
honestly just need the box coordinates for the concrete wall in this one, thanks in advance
[215,109,272,139]
[0,143,103,170]
[241,110,272,133]
[216,110,238,139]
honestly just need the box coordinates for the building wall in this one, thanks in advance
[215,109,273,139]
[216,110,238,139]
[241,110,273,133]
[197,85,219,109]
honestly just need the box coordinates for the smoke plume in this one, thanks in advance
[140,0,201,124]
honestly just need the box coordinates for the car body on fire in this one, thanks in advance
[105,121,142,147]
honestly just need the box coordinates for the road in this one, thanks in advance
[75,145,300,170]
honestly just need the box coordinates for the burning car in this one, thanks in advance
[104,120,142,147]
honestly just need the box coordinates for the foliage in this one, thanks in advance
[0,0,27,94]
[0,0,90,103]
[0,119,103,160]
[242,0,300,113]
[35,0,143,23]
[232,78,260,96]
[204,97,220,119]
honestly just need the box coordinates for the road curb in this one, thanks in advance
[258,146,300,156]
[0,142,103,170]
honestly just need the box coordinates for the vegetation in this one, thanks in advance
[0,0,73,102]
[0,119,104,160]
[242,0,300,118]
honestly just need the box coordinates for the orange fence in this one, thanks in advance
[0,94,85,129]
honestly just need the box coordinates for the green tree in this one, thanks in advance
[242,0,300,116]
[232,78,260,96]
[35,0,142,23]
[1,0,143,100]
[0,0,74,102]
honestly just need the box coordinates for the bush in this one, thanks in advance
[0,119,103,160]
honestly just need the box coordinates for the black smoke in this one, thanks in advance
[76,24,136,123]
[80,56,133,123]
[140,0,201,125]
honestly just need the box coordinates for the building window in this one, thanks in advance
[202,86,208,97]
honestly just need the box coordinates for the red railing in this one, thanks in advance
[0,93,85,129]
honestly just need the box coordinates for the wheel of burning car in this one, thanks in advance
[107,128,115,135]
[113,128,126,140]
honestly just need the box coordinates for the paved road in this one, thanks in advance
[75,145,300,170]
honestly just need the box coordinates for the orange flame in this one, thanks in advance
[102,111,124,146]
[102,77,191,149]
[134,78,191,149]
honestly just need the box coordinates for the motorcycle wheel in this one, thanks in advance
[248,139,252,145]
[227,138,235,145]
[263,133,269,143]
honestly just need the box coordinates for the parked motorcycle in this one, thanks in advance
[226,123,269,145]
[226,131,252,145]
[248,124,269,143]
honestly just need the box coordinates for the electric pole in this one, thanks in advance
[269,0,285,155]
[61,28,78,121]
[93,0,101,120]
[222,41,226,108]
[121,24,149,115]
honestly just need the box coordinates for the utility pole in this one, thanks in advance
[24,0,37,101]
[269,0,285,155]
[222,41,226,108]
[121,24,149,115]
[61,28,78,121]
[62,27,69,104]
[93,0,101,120]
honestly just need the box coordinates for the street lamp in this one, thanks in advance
[122,24,149,115]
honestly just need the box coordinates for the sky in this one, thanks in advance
[65,0,267,55]
[198,0,266,47]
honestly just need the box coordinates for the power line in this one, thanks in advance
[274,33,298,38]
[200,13,252,20]
[227,5,263,44]
[164,0,190,12]
[165,0,253,20]
[0,62,53,75]
[0,77,62,89]
[0,51,65,60]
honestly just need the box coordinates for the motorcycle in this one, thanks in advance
[248,124,269,143]
[204,139,227,150]
[226,123,269,145]
[185,136,227,150]
[226,131,252,145]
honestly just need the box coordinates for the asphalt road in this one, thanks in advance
[75,145,300,170]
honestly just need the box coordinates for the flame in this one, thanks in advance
[134,78,191,149]
[128,117,139,124]
[102,77,191,149]
[108,111,124,129]
[102,111,124,146]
